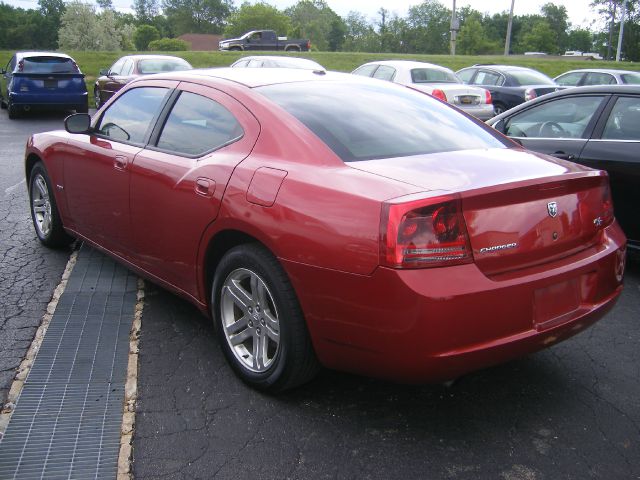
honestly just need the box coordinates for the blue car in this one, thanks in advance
[1,52,88,119]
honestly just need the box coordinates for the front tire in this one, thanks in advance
[493,102,507,116]
[29,162,73,248]
[7,99,18,119]
[212,244,319,392]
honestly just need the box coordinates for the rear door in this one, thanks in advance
[501,94,609,161]
[579,94,640,243]
[1,56,15,101]
[129,81,260,295]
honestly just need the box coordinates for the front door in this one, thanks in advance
[63,83,175,256]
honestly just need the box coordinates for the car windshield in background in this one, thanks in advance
[259,81,507,162]
[138,59,191,74]
[411,68,458,84]
[22,57,77,74]
[508,70,555,86]
[621,73,640,85]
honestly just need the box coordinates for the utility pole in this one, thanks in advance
[450,0,459,55]
[504,0,515,56]
[616,0,627,62]
[607,2,617,60]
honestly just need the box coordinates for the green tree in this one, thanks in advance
[97,0,114,10]
[120,23,137,50]
[342,11,379,52]
[405,0,451,54]
[162,0,233,35]
[38,0,66,48]
[567,28,593,51]
[132,0,159,24]
[97,9,121,50]
[148,38,190,50]
[328,16,347,51]
[516,20,558,53]
[134,24,160,50]
[58,2,101,50]
[541,3,569,52]
[224,2,291,38]
[285,0,343,51]
[458,18,501,54]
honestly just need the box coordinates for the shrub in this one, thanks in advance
[147,38,190,51]
[134,24,160,51]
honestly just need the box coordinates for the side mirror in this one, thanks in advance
[99,68,109,76]
[65,113,91,134]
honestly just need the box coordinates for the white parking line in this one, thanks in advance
[4,179,25,196]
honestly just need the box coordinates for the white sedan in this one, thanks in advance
[352,60,494,120]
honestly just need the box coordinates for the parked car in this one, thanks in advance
[456,64,559,115]
[219,30,310,52]
[94,55,192,109]
[563,51,604,60]
[488,85,639,251]
[230,55,324,71]
[26,69,626,391]
[554,69,640,87]
[1,51,87,118]
[352,60,494,120]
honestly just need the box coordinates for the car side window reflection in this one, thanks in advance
[96,87,169,144]
[373,65,396,81]
[473,71,502,86]
[602,97,640,141]
[352,64,378,77]
[555,72,584,87]
[156,91,244,156]
[504,96,604,139]
[109,58,126,76]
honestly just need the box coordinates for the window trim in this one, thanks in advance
[144,90,245,159]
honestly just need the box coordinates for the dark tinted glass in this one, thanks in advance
[411,68,458,83]
[97,87,169,144]
[259,81,507,162]
[138,58,192,74]
[621,73,640,85]
[508,69,555,86]
[156,91,243,156]
[22,57,77,73]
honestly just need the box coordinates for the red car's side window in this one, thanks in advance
[95,87,169,145]
[155,91,244,157]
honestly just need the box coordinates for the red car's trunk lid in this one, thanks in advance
[350,148,611,275]
[462,174,610,275]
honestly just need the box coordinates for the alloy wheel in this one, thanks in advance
[31,173,52,238]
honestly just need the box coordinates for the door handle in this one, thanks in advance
[114,155,128,171]
[550,151,575,161]
[195,177,216,197]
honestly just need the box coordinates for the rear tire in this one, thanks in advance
[0,96,6,109]
[212,244,320,392]
[29,162,74,248]
[76,103,88,114]
[7,100,18,119]
[493,102,507,116]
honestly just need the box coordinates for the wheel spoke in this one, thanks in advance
[253,332,268,370]
[35,177,48,198]
[33,198,45,207]
[33,205,46,214]
[226,281,252,311]
[226,315,249,335]
[229,328,252,347]
[250,274,260,304]
[264,311,279,341]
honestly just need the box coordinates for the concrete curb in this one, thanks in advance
[117,278,144,480]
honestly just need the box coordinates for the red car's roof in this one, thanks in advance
[152,67,346,88]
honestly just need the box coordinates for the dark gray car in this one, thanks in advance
[488,84,640,250]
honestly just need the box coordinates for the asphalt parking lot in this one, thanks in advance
[1,110,639,479]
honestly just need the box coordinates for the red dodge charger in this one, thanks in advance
[25,69,626,391]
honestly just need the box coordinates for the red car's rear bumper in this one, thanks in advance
[283,222,626,383]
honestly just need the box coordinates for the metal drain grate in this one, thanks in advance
[0,246,136,479]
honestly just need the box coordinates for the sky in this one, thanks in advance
[4,0,603,29]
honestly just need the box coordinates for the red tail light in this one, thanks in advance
[600,183,614,228]
[484,89,492,104]
[17,60,24,72]
[307,40,311,50]
[380,194,473,268]
[430,89,447,102]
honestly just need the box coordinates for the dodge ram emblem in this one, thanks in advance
[547,201,558,218]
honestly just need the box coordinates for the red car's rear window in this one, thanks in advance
[258,80,508,162]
